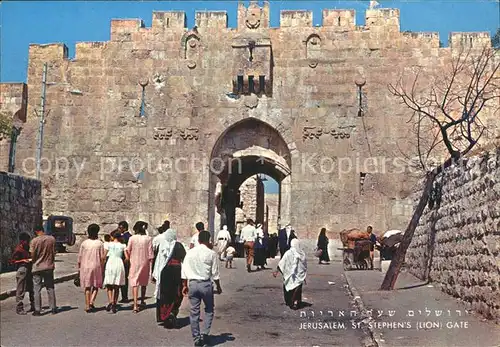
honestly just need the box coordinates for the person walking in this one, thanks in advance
[278,224,297,259]
[253,223,267,270]
[214,225,231,260]
[182,229,222,347]
[189,222,204,249]
[78,224,106,313]
[103,229,126,313]
[367,226,377,270]
[10,232,35,314]
[240,219,256,272]
[126,221,153,313]
[273,239,307,310]
[30,225,57,316]
[225,245,236,269]
[152,228,187,328]
[153,220,170,251]
[117,221,131,303]
[317,228,330,264]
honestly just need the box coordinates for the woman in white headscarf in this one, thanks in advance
[273,238,307,310]
[215,225,231,260]
[151,229,186,328]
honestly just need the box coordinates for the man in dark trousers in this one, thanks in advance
[117,221,131,303]
[10,232,35,314]
[278,224,296,259]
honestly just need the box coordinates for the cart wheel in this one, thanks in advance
[343,254,351,271]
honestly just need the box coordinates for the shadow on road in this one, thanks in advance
[168,316,190,329]
[297,301,312,309]
[210,333,235,346]
[41,305,78,315]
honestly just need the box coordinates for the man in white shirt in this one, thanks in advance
[189,222,204,249]
[240,219,256,273]
[182,229,222,347]
[215,225,231,261]
[152,220,170,251]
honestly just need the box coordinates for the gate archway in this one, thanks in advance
[208,118,292,238]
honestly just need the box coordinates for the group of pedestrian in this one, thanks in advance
[77,221,153,313]
[10,226,57,316]
[10,217,327,346]
[80,219,222,347]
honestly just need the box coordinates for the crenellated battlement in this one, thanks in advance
[29,43,68,61]
[110,18,145,41]
[280,10,313,27]
[152,11,186,30]
[449,32,491,50]
[195,11,228,29]
[366,8,400,31]
[26,3,494,65]
[322,10,356,29]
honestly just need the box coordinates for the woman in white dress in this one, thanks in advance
[103,230,126,313]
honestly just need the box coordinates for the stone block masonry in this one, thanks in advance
[5,2,498,243]
[0,83,28,173]
[406,148,500,323]
[0,172,43,272]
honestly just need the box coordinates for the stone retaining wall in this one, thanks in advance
[406,148,500,323]
[0,172,42,271]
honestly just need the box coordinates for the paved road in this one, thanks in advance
[1,258,366,347]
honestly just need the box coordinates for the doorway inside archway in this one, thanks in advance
[208,118,291,241]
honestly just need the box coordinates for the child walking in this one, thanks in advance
[225,245,236,269]
[103,230,126,313]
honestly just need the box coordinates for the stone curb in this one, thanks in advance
[0,272,79,301]
[343,272,382,347]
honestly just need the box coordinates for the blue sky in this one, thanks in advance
[1,0,498,193]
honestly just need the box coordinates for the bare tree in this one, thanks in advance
[381,46,500,290]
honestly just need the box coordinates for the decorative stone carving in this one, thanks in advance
[305,34,322,68]
[182,31,201,69]
[153,127,173,140]
[302,126,352,140]
[152,73,165,90]
[179,127,199,140]
[153,127,200,140]
[246,7,261,29]
[244,94,259,109]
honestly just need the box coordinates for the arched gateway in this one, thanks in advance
[208,118,292,237]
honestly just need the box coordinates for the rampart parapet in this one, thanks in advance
[449,32,491,50]
[195,11,228,29]
[280,11,313,28]
[152,11,186,30]
[322,10,356,29]
[25,3,494,68]
[28,43,68,61]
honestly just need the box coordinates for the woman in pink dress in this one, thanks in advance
[78,224,106,313]
[126,221,153,313]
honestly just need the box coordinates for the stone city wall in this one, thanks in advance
[10,3,497,241]
[406,148,500,323]
[0,83,28,172]
[0,172,43,271]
